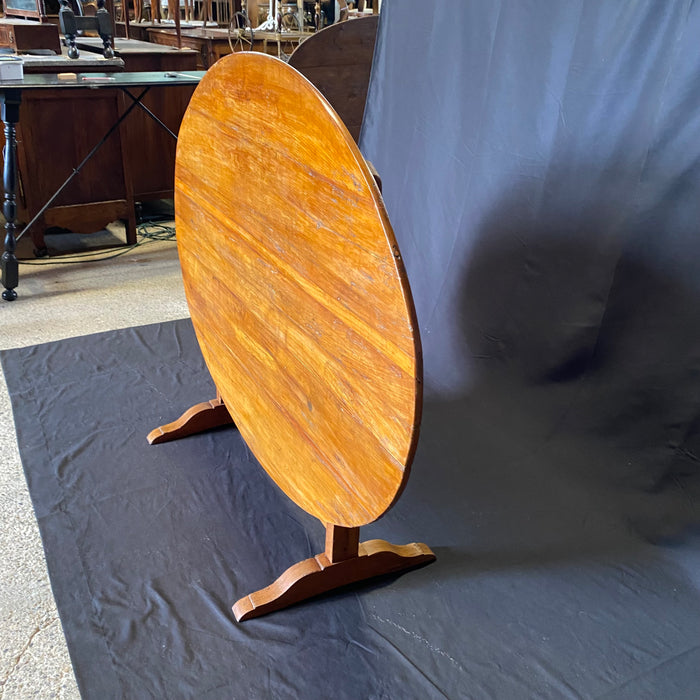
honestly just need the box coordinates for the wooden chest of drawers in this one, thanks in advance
[0,19,62,54]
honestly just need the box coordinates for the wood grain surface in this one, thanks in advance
[147,396,234,444]
[175,53,422,528]
[233,539,435,621]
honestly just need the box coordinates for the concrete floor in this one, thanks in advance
[0,223,189,698]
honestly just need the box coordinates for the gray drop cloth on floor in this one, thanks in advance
[2,317,699,699]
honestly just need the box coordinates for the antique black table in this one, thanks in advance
[0,70,205,301]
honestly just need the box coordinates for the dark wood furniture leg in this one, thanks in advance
[147,391,235,444]
[232,523,436,621]
[1,89,20,302]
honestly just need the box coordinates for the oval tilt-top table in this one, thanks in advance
[148,52,435,621]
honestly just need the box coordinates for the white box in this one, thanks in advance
[0,56,24,81]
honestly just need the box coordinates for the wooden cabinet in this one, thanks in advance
[0,18,62,53]
[0,55,132,254]
[77,39,198,201]
[2,47,198,255]
[16,85,137,251]
[1,0,46,21]
[146,27,232,69]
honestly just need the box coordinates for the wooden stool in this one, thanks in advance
[148,53,435,621]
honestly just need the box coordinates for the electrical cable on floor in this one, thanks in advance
[17,222,177,266]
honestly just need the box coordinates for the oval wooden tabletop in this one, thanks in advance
[175,52,422,528]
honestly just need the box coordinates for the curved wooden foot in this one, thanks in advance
[233,538,436,621]
[147,396,234,444]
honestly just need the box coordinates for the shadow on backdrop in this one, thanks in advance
[396,180,700,582]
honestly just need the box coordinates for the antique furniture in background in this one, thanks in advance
[2,0,47,21]
[288,12,378,142]
[58,0,115,59]
[1,70,204,301]
[73,37,198,202]
[0,18,62,53]
[146,25,232,68]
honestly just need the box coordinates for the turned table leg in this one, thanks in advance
[1,89,20,302]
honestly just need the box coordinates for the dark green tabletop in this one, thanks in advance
[0,70,205,90]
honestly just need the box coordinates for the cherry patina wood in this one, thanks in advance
[147,394,233,445]
[177,52,421,528]
[233,536,435,622]
[155,52,434,619]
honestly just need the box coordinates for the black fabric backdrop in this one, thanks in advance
[3,0,700,697]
